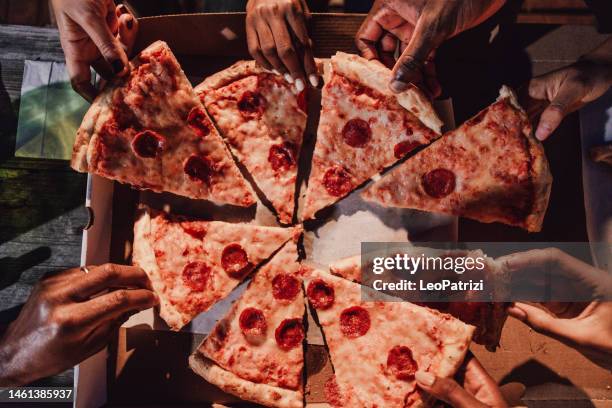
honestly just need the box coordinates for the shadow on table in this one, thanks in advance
[501,359,595,408]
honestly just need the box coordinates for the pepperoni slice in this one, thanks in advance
[306,279,335,310]
[239,307,267,340]
[187,107,211,138]
[323,166,353,197]
[268,143,296,172]
[272,274,300,301]
[274,318,304,350]
[339,306,370,338]
[131,130,165,158]
[342,118,371,148]
[422,168,456,198]
[393,140,421,159]
[238,91,265,115]
[297,89,308,113]
[221,243,253,279]
[184,155,216,185]
[387,346,418,380]
[181,261,211,291]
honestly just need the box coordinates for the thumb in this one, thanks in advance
[75,9,129,77]
[415,371,489,408]
[389,4,446,93]
[534,84,577,140]
[508,302,577,340]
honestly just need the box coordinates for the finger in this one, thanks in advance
[106,0,119,36]
[415,371,489,408]
[90,55,114,81]
[256,19,287,75]
[379,32,397,69]
[462,356,508,407]
[66,58,97,102]
[73,9,129,77]
[246,16,271,70]
[389,4,447,93]
[118,12,139,56]
[268,16,305,89]
[535,83,577,140]
[509,302,577,340]
[355,14,384,60]
[285,7,318,86]
[80,288,158,325]
[67,263,153,300]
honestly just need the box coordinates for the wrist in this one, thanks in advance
[575,58,612,86]
[0,342,31,387]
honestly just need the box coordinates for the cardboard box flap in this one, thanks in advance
[136,13,365,57]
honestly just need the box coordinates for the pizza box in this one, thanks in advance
[72,12,612,408]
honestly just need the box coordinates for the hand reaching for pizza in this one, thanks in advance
[499,248,612,368]
[523,37,612,141]
[246,0,317,92]
[52,0,140,102]
[0,264,158,386]
[356,0,505,97]
[415,353,508,407]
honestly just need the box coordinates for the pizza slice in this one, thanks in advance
[72,41,255,207]
[132,206,300,331]
[189,239,305,408]
[362,86,553,232]
[328,253,508,349]
[304,267,474,407]
[195,61,308,224]
[301,52,443,220]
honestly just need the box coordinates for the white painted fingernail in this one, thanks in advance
[309,74,319,87]
[284,74,294,83]
[295,78,305,92]
[415,371,435,386]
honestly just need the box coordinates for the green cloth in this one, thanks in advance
[15,61,91,160]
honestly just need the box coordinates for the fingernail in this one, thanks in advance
[535,124,550,140]
[118,4,129,15]
[111,59,124,75]
[295,78,305,92]
[284,74,294,84]
[126,17,134,30]
[390,79,409,93]
[415,371,435,386]
[272,69,281,76]
[309,74,319,87]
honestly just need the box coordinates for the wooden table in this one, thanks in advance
[0,24,86,388]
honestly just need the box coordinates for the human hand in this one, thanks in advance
[415,353,508,407]
[499,248,612,367]
[246,0,317,91]
[523,59,612,141]
[0,264,158,386]
[355,0,506,96]
[51,0,140,102]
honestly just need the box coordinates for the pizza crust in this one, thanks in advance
[498,86,552,232]
[188,354,303,408]
[195,60,273,94]
[330,52,443,135]
[71,89,112,172]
